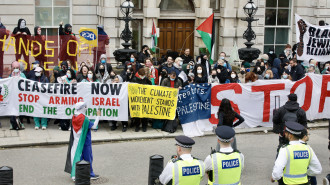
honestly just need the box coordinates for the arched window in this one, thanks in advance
[159,0,194,12]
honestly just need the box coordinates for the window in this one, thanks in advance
[131,19,143,52]
[131,0,143,11]
[159,0,194,11]
[264,0,291,54]
[210,0,220,12]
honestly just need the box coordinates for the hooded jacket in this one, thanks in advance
[32,26,46,61]
[12,19,31,51]
[273,100,307,133]
[271,58,282,79]
[58,23,77,62]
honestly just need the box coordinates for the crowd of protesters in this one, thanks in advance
[6,41,330,133]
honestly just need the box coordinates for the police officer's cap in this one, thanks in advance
[215,126,235,143]
[175,135,195,148]
[285,122,305,135]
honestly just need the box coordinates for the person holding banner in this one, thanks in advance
[95,54,112,78]
[32,26,46,66]
[0,18,9,78]
[64,101,101,181]
[59,22,77,69]
[93,25,109,65]
[31,67,49,130]
[194,65,208,84]
[289,59,305,81]
[131,68,152,132]
[12,19,31,72]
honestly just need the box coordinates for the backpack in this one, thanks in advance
[10,116,23,130]
[282,108,299,123]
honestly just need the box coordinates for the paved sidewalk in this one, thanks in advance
[0,117,328,148]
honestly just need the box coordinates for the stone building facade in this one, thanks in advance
[0,0,329,66]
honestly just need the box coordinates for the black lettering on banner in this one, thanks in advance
[18,79,24,91]
[306,26,330,56]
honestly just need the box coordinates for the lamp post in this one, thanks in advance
[113,0,137,68]
[238,0,261,63]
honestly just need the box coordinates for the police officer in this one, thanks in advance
[271,122,322,185]
[204,125,244,185]
[159,135,204,185]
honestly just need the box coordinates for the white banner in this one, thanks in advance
[295,14,330,62]
[209,74,330,128]
[0,77,128,121]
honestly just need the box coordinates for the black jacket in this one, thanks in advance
[290,64,305,81]
[131,76,152,85]
[273,100,307,133]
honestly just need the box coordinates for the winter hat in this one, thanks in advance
[260,54,269,61]
[53,66,60,72]
[12,61,20,68]
[243,62,251,68]
[74,101,87,116]
[100,54,107,60]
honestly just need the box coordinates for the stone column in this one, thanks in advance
[195,0,212,56]
[143,0,160,50]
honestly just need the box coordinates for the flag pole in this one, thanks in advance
[179,30,195,55]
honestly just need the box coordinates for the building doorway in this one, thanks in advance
[158,20,194,57]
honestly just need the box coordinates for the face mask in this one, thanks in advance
[35,72,41,77]
[197,59,201,64]
[240,71,245,75]
[212,75,216,78]
[67,73,71,78]
[223,63,227,68]
[14,69,19,73]
[37,30,41,35]
[269,51,274,54]
[127,72,131,76]
[88,74,93,79]
[110,75,115,79]
[68,66,71,69]
[101,59,106,64]
[257,71,263,75]
[130,58,135,62]
[179,61,183,66]
[246,68,250,72]
[68,27,72,32]
[190,66,193,70]
[261,66,265,71]
[265,74,270,79]
[220,56,225,60]
[20,20,26,29]
[282,74,288,79]
[264,60,268,63]
[33,64,39,69]
[128,65,132,68]
[140,75,145,79]
[99,68,105,73]
[310,64,315,67]
[170,77,175,81]
[231,74,236,78]
[197,70,202,74]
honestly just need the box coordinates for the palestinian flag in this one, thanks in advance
[196,13,215,64]
[151,19,158,53]
[64,114,90,178]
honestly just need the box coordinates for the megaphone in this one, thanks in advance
[57,75,67,84]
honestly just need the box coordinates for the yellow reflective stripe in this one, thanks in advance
[173,162,179,185]
[212,153,219,183]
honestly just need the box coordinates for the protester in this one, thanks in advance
[95,54,112,75]
[145,57,158,85]
[225,71,240,83]
[238,67,246,83]
[208,69,220,83]
[32,26,46,66]
[76,65,88,82]
[273,93,307,152]
[200,54,211,77]
[281,70,292,80]
[31,67,48,130]
[282,44,293,60]
[321,63,330,74]
[63,69,77,84]
[59,60,69,76]
[194,65,208,83]
[216,98,244,151]
[0,18,9,78]
[307,66,316,74]
[180,48,193,64]
[215,59,229,84]
[245,72,257,83]
[161,71,182,89]
[272,58,282,79]
[131,68,152,132]
[138,45,152,63]
[264,69,274,80]
[59,22,77,69]
[162,56,179,76]
[96,63,111,83]
[159,68,168,85]
[81,70,98,82]
[267,48,277,66]
[27,61,40,79]
[50,66,60,83]
[289,58,305,81]
[121,67,134,82]
[308,59,320,74]
[93,25,109,65]
[12,19,31,71]
[219,52,232,71]
[64,102,101,181]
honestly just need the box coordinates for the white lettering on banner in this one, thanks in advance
[0,74,329,127]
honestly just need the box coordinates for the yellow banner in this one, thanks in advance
[128,84,178,120]
[78,27,98,47]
